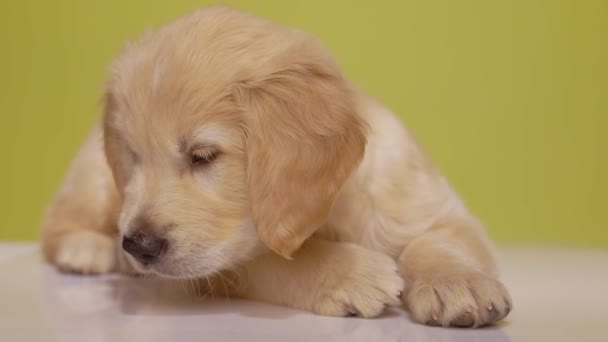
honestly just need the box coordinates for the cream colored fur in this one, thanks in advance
[41,6,511,327]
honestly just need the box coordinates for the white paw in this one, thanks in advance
[55,231,117,275]
[406,272,512,327]
[312,248,404,318]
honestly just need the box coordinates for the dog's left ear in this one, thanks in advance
[233,52,367,259]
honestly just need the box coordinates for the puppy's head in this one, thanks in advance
[103,6,366,278]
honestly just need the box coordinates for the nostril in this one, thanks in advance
[122,231,168,265]
[122,235,137,252]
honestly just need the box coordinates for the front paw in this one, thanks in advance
[406,273,512,327]
[312,248,404,318]
[55,231,117,275]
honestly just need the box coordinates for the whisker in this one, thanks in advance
[206,275,215,300]
[217,272,231,301]
[178,273,187,295]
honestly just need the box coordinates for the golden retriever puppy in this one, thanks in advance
[41,6,511,327]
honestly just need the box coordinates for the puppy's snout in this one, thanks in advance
[122,231,167,265]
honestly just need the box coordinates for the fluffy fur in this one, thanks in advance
[41,6,511,327]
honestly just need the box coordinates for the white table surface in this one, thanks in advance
[0,243,607,342]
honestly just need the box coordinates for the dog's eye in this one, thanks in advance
[190,148,218,167]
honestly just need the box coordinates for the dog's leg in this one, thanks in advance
[41,125,128,275]
[398,214,512,327]
[234,239,404,317]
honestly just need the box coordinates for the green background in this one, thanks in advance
[1,1,606,246]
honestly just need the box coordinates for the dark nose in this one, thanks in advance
[122,231,167,265]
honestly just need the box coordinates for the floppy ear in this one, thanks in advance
[234,61,367,259]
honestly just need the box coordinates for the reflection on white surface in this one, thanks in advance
[5,246,608,341]
[40,271,509,342]
[0,252,511,342]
